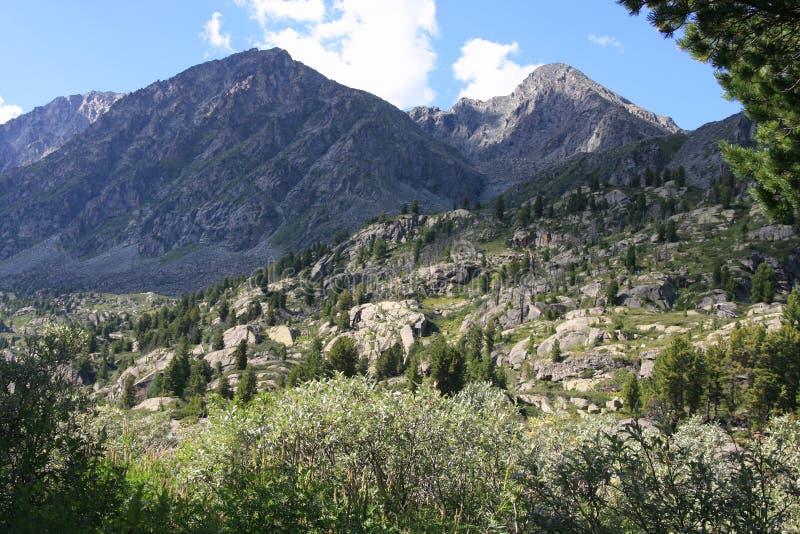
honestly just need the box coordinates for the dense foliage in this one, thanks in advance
[13,369,800,532]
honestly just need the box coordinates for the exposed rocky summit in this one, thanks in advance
[0,91,123,172]
[410,63,680,191]
[0,48,483,294]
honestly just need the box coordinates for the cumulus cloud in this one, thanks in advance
[453,38,539,101]
[203,12,233,52]
[587,34,624,53]
[234,0,325,24]
[0,96,23,125]
[236,0,438,109]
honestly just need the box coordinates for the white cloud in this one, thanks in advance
[0,96,23,125]
[237,0,438,109]
[453,38,539,101]
[587,33,624,53]
[235,0,325,25]
[203,12,233,52]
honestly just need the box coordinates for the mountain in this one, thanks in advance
[0,91,123,172]
[0,48,484,294]
[506,112,755,198]
[409,63,680,193]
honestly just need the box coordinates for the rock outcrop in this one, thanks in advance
[325,301,429,363]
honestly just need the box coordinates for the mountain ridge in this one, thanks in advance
[0,48,484,293]
[410,63,681,192]
[0,91,123,172]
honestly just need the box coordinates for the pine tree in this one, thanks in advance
[784,288,800,330]
[235,339,248,370]
[375,343,404,379]
[675,165,686,188]
[327,336,358,377]
[656,222,666,243]
[495,195,506,222]
[625,243,637,273]
[235,366,257,404]
[550,339,562,363]
[216,374,233,400]
[533,195,544,218]
[287,339,327,386]
[621,373,641,416]
[120,373,137,408]
[428,337,465,396]
[406,352,422,392]
[516,203,531,228]
[606,279,619,307]
[163,349,190,397]
[146,372,164,398]
[666,220,678,242]
[410,199,420,215]
[218,300,229,322]
[212,330,224,350]
[653,337,707,420]
[187,359,210,397]
[751,262,775,303]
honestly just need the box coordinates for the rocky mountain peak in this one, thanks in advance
[410,63,681,192]
[0,90,123,171]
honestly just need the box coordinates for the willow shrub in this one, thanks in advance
[97,377,800,532]
[520,416,800,533]
[171,377,524,531]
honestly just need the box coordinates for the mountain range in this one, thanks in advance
[0,48,751,294]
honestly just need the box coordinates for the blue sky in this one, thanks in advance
[0,1,741,130]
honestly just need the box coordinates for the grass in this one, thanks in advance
[421,295,465,309]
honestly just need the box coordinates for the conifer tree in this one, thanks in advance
[751,263,775,303]
[235,339,248,370]
[327,336,358,377]
[625,244,637,273]
[163,348,190,397]
[120,374,137,408]
[621,373,641,416]
[495,195,506,222]
[216,374,233,400]
[235,366,257,404]
[428,337,465,396]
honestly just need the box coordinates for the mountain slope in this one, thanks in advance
[0,91,123,172]
[0,48,484,294]
[506,112,755,198]
[410,63,680,193]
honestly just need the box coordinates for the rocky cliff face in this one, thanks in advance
[410,63,680,192]
[0,48,484,293]
[0,91,123,172]
[506,112,755,197]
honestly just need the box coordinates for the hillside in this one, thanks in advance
[3,170,796,418]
